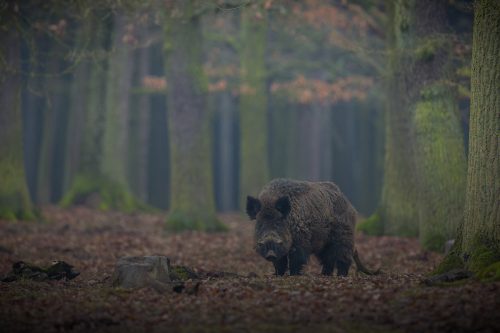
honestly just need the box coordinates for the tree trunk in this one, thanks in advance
[61,19,108,207]
[372,0,467,246]
[63,23,90,195]
[460,0,500,271]
[164,1,224,231]
[101,13,134,190]
[62,14,140,211]
[412,0,467,251]
[213,91,238,212]
[0,27,34,220]
[129,37,151,203]
[239,2,269,204]
[36,49,70,204]
[378,0,420,237]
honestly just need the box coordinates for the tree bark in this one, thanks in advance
[412,0,467,251]
[0,26,34,220]
[378,0,420,237]
[239,1,269,205]
[461,0,500,268]
[102,13,134,190]
[375,0,467,246]
[129,36,151,203]
[63,23,90,195]
[164,1,224,231]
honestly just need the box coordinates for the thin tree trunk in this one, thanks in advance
[129,28,151,203]
[214,91,237,211]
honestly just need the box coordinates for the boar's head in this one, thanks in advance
[246,195,293,262]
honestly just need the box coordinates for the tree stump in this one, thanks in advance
[112,256,173,291]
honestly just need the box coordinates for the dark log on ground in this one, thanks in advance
[423,269,473,286]
[1,261,79,282]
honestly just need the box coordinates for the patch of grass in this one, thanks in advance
[432,253,464,275]
[166,210,227,232]
[477,262,500,282]
[356,212,383,236]
[467,243,500,274]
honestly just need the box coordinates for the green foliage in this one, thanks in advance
[356,212,384,236]
[166,210,227,232]
[60,174,143,212]
[0,107,35,221]
[0,205,36,221]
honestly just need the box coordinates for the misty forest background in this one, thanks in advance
[0,0,485,252]
[2,1,500,331]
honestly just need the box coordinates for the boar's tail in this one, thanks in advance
[353,248,381,275]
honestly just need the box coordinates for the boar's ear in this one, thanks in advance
[246,196,261,220]
[275,196,291,218]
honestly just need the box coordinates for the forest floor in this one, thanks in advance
[0,207,499,333]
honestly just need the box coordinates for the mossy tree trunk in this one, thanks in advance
[62,14,140,212]
[367,0,467,246]
[63,23,90,195]
[0,25,34,220]
[412,0,467,251]
[378,0,419,237]
[101,13,134,192]
[61,18,107,207]
[239,1,269,205]
[164,1,224,231]
[460,0,500,274]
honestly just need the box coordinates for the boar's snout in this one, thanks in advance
[265,249,277,261]
[257,240,285,262]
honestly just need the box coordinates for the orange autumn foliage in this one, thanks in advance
[271,75,374,105]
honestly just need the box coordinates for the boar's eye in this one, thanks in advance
[275,196,291,218]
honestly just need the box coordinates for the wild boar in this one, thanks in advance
[246,178,376,276]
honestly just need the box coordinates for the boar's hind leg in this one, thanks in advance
[318,243,336,276]
[336,260,352,276]
[334,241,353,276]
[289,247,308,275]
[332,222,354,276]
[273,256,288,276]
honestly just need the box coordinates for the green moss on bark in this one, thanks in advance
[163,1,222,231]
[414,85,466,252]
[61,174,141,212]
[0,27,35,221]
[433,253,464,275]
[466,240,500,276]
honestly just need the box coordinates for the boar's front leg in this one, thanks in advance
[273,256,288,276]
[289,246,308,275]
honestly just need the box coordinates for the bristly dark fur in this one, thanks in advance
[248,178,362,276]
